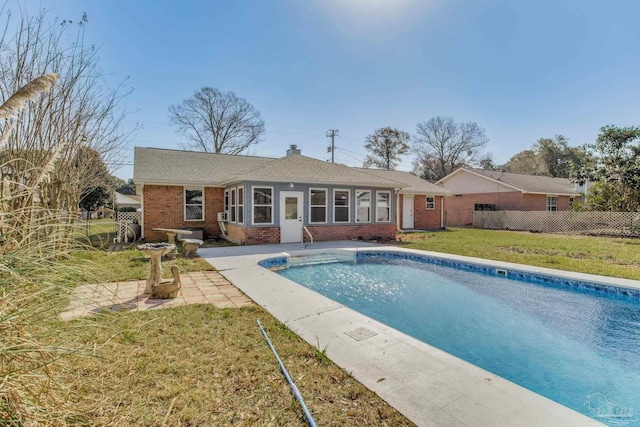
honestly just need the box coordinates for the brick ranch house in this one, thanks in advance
[133,146,449,245]
[436,167,582,226]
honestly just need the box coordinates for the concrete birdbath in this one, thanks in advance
[137,243,176,294]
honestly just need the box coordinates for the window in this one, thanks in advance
[334,189,350,223]
[230,188,237,222]
[237,186,244,224]
[184,188,203,221]
[253,187,273,224]
[475,203,497,211]
[224,190,229,215]
[546,196,558,212]
[356,190,371,223]
[309,188,327,223]
[425,196,435,210]
[376,191,391,222]
[569,197,575,207]
[453,194,463,198]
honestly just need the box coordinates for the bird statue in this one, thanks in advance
[150,265,182,299]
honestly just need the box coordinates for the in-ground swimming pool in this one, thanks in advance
[266,251,640,424]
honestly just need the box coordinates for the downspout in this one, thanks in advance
[395,189,401,232]
[140,182,145,239]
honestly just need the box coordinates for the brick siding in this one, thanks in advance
[399,194,444,230]
[143,184,396,245]
[444,192,574,226]
[142,185,223,240]
[306,224,396,243]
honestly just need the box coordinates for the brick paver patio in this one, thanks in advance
[60,270,253,320]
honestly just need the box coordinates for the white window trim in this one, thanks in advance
[309,187,328,224]
[375,190,392,223]
[546,196,558,212]
[230,188,237,223]
[333,188,351,224]
[237,185,244,224]
[184,187,204,222]
[425,196,435,210]
[356,189,372,223]
[252,185,274,225]
[223,189,229,216]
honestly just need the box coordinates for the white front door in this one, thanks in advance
[280,191,303,243]
[403,195,414,229]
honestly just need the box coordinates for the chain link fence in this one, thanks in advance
[471,211,640,237]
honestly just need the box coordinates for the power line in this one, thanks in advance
[326,129,338,163]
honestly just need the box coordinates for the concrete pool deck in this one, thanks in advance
[202,242,605,427]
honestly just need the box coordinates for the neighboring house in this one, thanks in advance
[436,168,581,226]
[356,168,449,230]
[115,192,141,210]
[134,146,443,245]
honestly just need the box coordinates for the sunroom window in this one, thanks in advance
[376,191,391,222]
[334,189,350,223]
[310,188,327,223]
[356,190,371,223]
[237,186,244,224]
[253,187,273,224]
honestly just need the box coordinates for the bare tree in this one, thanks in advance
[0,9,132,217]
[412,116,488,181]
[169,87,265,154]
[362,126,410,170]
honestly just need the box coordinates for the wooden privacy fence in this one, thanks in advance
[473,211,640,237]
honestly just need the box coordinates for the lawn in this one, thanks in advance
[53,305,411,426]
[35,227,640,425]
[46,244,413,426]
[398,227,640,280]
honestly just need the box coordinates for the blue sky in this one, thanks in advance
[20,0,640,179]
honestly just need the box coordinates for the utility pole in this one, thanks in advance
[326,129,338,163]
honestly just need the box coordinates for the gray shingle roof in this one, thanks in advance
[356,168,450,195]
[464,168,579,195]
[133,147,274,185]
[133,147,406,188]
[226,154,405,187]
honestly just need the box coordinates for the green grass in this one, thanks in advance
[397,228,640,279]
[67,248,213,283]
[74,218,118,248]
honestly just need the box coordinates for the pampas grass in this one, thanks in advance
[0,73,58,121]
[0,72,100,425]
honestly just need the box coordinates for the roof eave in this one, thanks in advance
[135,178,224,187]
[399,189,450,195]
[224,175,407,188]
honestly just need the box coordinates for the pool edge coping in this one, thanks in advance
[203,244,607,427]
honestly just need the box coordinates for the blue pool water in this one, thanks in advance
[275,255,640,423]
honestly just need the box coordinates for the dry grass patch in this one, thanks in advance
[53,305,413,426]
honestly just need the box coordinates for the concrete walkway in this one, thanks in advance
[60,270,253,320]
